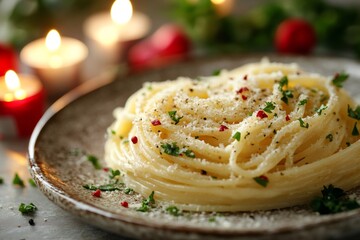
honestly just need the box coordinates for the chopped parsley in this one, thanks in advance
[278,76,294,104]
[208,216,216,222]
[137,191,155,212]
[161,142,180,156]
[253,175,269,187]
[111,130,116,135]
[83,183,124,191]
[109,169,121,179]
[168,111,183,125]
[19,203,37,214]
[232,131,241,141]
[166,206,181,216]
[298,118,309,128]
[316,105,328,115]
[299,99,308,106]
[183,149,195,158]
[212,69,221,76]
[28,179,37,187]
[348,105,360,120]
[310,185,359,214]
[161,142,195,158]
[332,72,349,88]
[352,122,359,136]
[124,187,134,194]
[263,102,276,113]
[13,173,25,187]
[86,155,102,170]
[326,134,333,142]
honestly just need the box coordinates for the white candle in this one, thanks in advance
[83,0,151,63]
[20,29,88,97]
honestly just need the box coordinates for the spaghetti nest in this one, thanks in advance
[105,60,360,212]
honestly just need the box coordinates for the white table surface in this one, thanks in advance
[0,139,134,240]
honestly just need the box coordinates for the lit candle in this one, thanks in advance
[0,44,18,76]
[0,70,45,138]
[211,0,234,16]
[84,0,151,63]
[20,29,88,98]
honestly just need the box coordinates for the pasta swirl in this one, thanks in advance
[105,60,360,211]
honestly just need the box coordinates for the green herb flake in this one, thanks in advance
[19,203,37,214]
[111,130,116,135]
[278,76,294,104]
[0,177,3,184]
[124,188,134,195]
[137,191,155,212]
[298,118,309,128]
[352,122,359,136]
[109,169,121,179]
[86,155,102,170]
[168,111,183,125]
[279,76,289,89]
[166,206,181,216]
[332,72,349,88]
[161,142,180,156]
[212,69,221,76]
[183,149,195,158]
[13,173,25,187]
[348,105,360,120]
[253,175,269,187]
[232,131,241,141]
[28,179,37,187]
[310,184,359,214]
[316,105,328,115]
[263,102,276,113]
[299,99,308,106]
[208,216,216,222]
[326,134,333,142]
[83,183,123,191]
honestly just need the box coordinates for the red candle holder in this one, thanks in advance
[0,73,45,138]
[0,43,18,76]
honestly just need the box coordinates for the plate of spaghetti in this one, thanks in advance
[29,55,360,240]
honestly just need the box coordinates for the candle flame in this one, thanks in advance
[5,70,21,91]
[111,0,133,24]
[4,70,27,101]
[211,0,225,4]
[46,29,61,52]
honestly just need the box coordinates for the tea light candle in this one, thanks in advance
[211,0,234,16]
[0,70,45,138]
[84,0,151,63]
[20,29,88,98]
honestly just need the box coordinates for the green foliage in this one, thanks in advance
[172,0,360,56]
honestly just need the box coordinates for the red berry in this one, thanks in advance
[275,19,316,54]
[131,136,138,144]
[92,189,101,198]
[121,201,129,208]
[219,125,229,132]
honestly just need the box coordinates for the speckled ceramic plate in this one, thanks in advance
[29,55,360,240]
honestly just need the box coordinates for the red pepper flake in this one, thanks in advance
[121,201,129,208]
[103,167,109,172]
[219,125,229,132]
[151,119,161,126]
[241,95,248,100]
[285,115,290,121]
[92,189,101,198]
[131,136,138,144]
[236,87,249,94]
[243,75,248,80]
[256,110,268,119]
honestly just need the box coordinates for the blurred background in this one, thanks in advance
[1,0,360,135]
